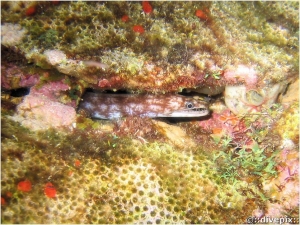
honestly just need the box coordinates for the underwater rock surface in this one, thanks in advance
[1,1,299,224]
[224,82,286,115]
[1,1,298,92]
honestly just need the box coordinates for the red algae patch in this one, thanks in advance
[17,180,32,192]
[195,9,208,20]
[44,182,57,198]
[142,1,153,14]
[133,25,145,34]
[25,6,36,16]
[121,15,129,22]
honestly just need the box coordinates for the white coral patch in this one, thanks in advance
[44,49,67,66]
[1,23,27,47]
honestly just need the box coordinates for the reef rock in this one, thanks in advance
[9,80,77,131]
[224,83,286,115]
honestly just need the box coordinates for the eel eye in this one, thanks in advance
[185,102,194,109]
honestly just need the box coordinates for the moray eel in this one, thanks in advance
[78,92,210,119]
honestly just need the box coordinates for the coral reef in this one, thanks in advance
[2,96,298,223]
[8,79,78,131]
[1,1,299,224]
[1,118,262,224]
[1,1,298,92]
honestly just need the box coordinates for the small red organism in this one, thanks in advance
[6,192,13,198]
[121,15,129,22]
[1,197,6,205]
[195,9,208,20]
[98,78,110,88]
[25,6,36,16]
[142,1,153,14]
[17,180,32,192]
[133,25,145,34]
[74,159,81,167]
[44,182,57,198]
[109,75,125,88]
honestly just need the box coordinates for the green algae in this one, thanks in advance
[213,142,278,184]
[37,29,58,49]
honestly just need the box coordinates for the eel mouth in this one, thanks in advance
[168,107,209,117]
[190,107,208,112]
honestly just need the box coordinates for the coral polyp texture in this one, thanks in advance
[1,1,299,224]
[1,120,260,224]
[1,1,298,92]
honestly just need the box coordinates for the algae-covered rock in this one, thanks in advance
[224,82,286,115]
[1,119,260,224]
[273,101,299,143]
[1,1,298,92]
[1,2,299,224]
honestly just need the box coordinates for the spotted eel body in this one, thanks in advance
[78,92,209,119]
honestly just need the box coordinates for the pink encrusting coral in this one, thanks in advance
[1,63,39,89]
[15,93,76,131]
[30,80,75,106]
[11,80,77,131]
[19,74,40,88]
[223,65,258,87]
